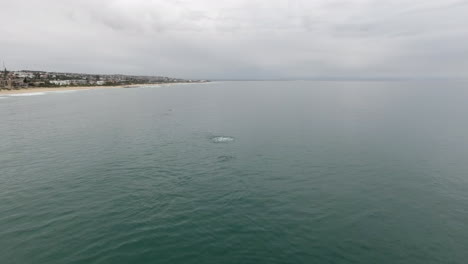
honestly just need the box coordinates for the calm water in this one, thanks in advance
[1,81,468,263]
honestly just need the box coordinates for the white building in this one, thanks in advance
[50,80,71,86]
[15,71,34,78]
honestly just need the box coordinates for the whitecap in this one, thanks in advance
[211,136,235,143]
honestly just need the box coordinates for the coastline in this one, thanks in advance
[0,83,179,95]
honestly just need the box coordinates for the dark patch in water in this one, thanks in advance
[217,155,235,162]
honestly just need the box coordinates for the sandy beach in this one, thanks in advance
[0,83,168,95]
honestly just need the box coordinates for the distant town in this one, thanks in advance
[0,66,207,90]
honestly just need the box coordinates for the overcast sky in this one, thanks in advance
[1,0,467,79]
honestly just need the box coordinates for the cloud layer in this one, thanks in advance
[1,0,467,79]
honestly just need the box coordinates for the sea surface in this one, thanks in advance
[1,81,468,263]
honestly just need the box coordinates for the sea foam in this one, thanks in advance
[49,90,80,94]
[7,92,47,97]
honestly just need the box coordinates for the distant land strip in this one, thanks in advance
[0,68,208,91]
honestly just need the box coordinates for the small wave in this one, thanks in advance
[211,136,235,143]
[49,90,82,94]
[7,92,46,97]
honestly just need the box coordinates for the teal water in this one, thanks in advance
[1,81,468,263]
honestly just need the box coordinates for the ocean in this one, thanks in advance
[1,81,468,263]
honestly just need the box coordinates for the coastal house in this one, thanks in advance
[0,78,25,89]
[0,69,16,89]
[0,79,11,89]
[13,78,27,88]
[32,81,46,87]
[71,79,87,85]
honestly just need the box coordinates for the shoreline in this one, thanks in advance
[0,83,186,95]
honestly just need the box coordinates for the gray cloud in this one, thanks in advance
[1,0,467,79]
